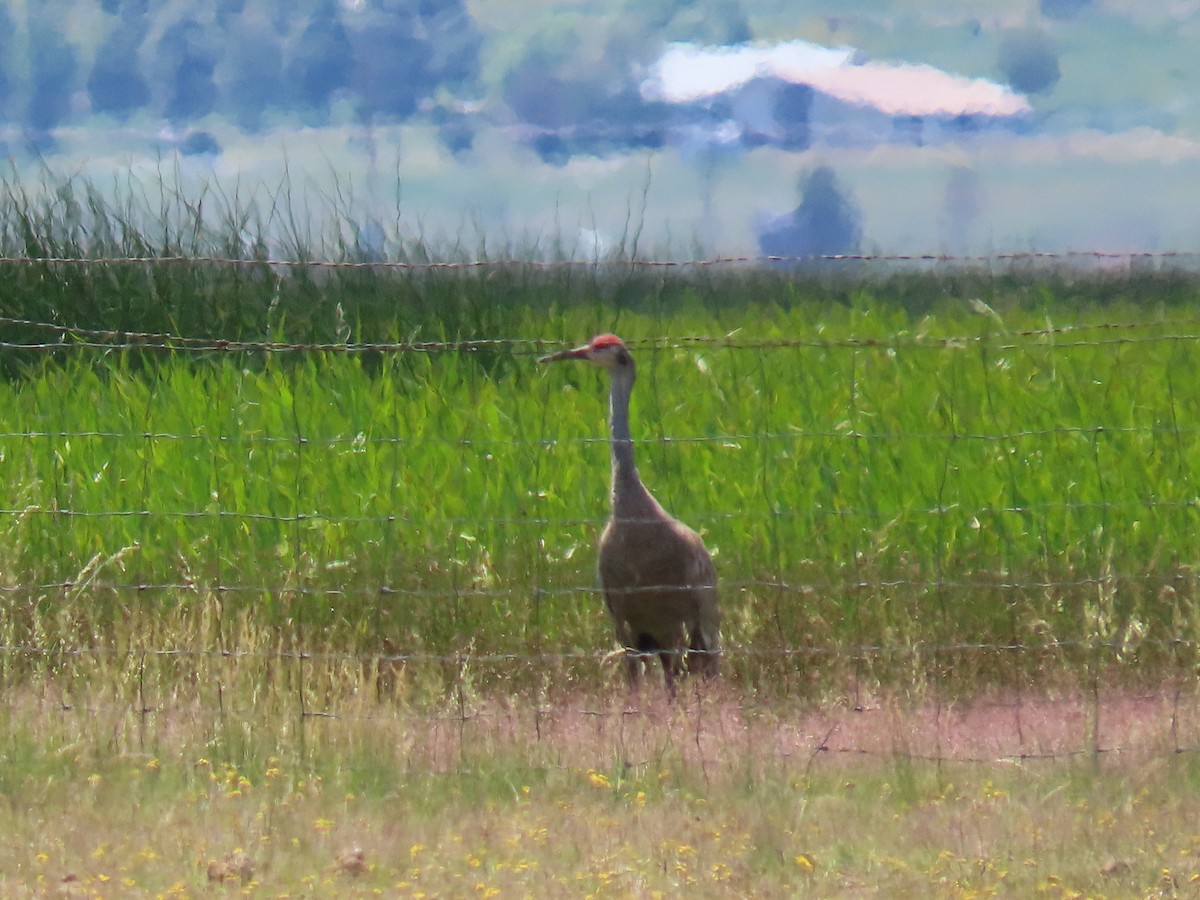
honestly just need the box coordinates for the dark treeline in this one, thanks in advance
[0,0,1083,159]
[0,0,482,143]
[3,0,755,146]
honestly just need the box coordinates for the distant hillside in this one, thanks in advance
[3,0,1195,156]
[0,0,482,149]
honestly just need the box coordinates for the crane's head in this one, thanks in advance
[539,334,634,373]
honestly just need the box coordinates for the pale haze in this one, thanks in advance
[3,0,1197,260]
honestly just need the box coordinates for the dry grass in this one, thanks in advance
[3,679,1200,897]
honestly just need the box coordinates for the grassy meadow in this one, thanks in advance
[5,286,1200,695]
[3,172,1200,894]
[5,687,1200,897]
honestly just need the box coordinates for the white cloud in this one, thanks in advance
[641,39,1029,120]
[805,62,1031,118]
[641,40,856,103]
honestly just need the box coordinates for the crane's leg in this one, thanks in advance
[614,620,645,689]
[688,621,721,679]
[634,632,682,697]
[687,644,718,678]
[659,651,679,700]
[624,648,644,688]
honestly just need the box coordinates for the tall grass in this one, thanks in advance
[1,168,1197,368]
[3,301,1200,697]
[2,170,1200,699]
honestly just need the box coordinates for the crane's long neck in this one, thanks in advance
[607,362,657,520]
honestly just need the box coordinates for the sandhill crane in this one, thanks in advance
[541,334,721,694]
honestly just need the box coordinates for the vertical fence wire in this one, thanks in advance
[6,302,1200,763]
[134,366,155,752]
[289,366,309,751]
[212,365,229,742]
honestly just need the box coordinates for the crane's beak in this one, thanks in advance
[538,344,590,364]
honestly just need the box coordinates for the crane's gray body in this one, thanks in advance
[598,497,721,686]
[542,335,721,693]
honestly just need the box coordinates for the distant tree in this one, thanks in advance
[772,82,814,150]
[502,1,744,160]
[155,19,220,125]
[502,36,587,130]
[179,130,221,156]
[216,0,247,24]
[608,0,751,60]
[347,6,433,121]
[432,107,475,155]
[285,1,353,113]
[532,133,571,166]
[657,0,752,45]
[757,166,862,261]
[257,0,298,35]
[99,0,148,13]
[506,62,666,151]
[503,27,669,155]
[26,24,80,131]
[416,0,483,87]
[997,28,1060,95]
[341,0,481,123]
[88,23,151,119]
[218,13,286,132]
[940,165,984,252]
[167,54,218,124]
[0,7,14,121]
[1040,0,1094,20]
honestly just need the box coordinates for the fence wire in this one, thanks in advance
[0,249,1197,270]
[14,679,1200,768]
[5,312,1200,355]
[3,254,1200,767]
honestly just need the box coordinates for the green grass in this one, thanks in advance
[4,168,1200,896]
[2,297,1200,698]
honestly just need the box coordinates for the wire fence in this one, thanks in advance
[1,249,1198,269]
[12,673,1200,770]
[8,318,1200,354]
[4,251,1200,767]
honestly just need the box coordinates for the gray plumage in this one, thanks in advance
[541,334,721,694]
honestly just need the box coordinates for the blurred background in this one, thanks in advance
[2,0,1195,260]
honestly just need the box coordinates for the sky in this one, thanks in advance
[4,0,1200,261]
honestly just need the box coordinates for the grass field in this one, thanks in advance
[4,173,1200,894]
[4,296,1200,693]
[5,687,1200,897]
